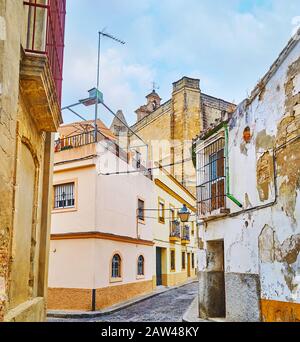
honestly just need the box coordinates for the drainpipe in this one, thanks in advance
[92,289,96,311]
[224,123,243,208]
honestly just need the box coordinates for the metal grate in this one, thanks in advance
[24,0,66,105]
[197,137,226,216]
[54,182,75,209]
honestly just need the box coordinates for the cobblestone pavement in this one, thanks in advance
[48,282,198,322]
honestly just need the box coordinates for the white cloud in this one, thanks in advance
[62,47,155,125]
[63,0,300,125]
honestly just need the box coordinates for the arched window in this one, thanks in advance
[137,255,145,276]
[112,254,121,278]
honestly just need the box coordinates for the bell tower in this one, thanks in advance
[135,89,162,122]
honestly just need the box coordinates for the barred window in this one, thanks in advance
[197,136,226,215]
[112,254,121,278]
[54,183,75,209]
[137,255,144,276]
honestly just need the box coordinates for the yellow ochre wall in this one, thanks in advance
[153,167,198,288]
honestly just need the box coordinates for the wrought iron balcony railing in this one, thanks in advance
[24,0,66,105]
[54,130,152,179]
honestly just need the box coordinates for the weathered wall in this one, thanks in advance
[0,0,23,321]
[0,0,61,321]
[197,37,300,322]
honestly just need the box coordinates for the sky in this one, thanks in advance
[61,0,300,126]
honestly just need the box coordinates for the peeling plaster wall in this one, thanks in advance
[0,1,60,322]
[198,39,300,321]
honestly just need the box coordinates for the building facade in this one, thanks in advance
[153,165,198,288]
[0,0,66,321]
[129,77,236,194]
[48,121,156,311]
[195,34,300,322]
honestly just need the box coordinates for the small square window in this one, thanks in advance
[54,183,75,209]
[159,200,165,223]
[171,250,176,271]
[182,252,186,270]
[138,199,145,221]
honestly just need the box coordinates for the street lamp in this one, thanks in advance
[178,204,191,223]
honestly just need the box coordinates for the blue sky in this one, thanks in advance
[62,0,300,126]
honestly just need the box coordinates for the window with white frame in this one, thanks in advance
[54,182,75,209]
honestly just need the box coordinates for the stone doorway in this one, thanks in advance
[199,240,226,319]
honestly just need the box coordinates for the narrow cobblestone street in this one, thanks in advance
[48,282,198,322]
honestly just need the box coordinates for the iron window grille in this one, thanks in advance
[54,183,75,209]
[197,136,226,216]
[137,255,145,276]
[112,254,121,278]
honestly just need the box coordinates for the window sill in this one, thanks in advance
[136,275,145,280]
[110,277,123,284]
[52,207,77,214]
[138,219,146,225]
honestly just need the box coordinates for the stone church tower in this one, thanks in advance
[130,77,236,194]
[135,90,162,122]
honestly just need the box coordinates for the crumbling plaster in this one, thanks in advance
[200,39,300,306]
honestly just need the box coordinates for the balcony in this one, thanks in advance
[54,130,152,179]
[23,0,66,106]
[20,1,66,132]
[196,136,230,220]
[169,221,181,243]
[181,226,190,246]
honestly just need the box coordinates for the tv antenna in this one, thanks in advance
[94,29,126,139]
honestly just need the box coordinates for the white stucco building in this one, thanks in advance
[195,33,300,322]
[48,121,155,311]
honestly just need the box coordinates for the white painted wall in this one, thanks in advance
[49,142,155,289]
[196,39,300,303]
